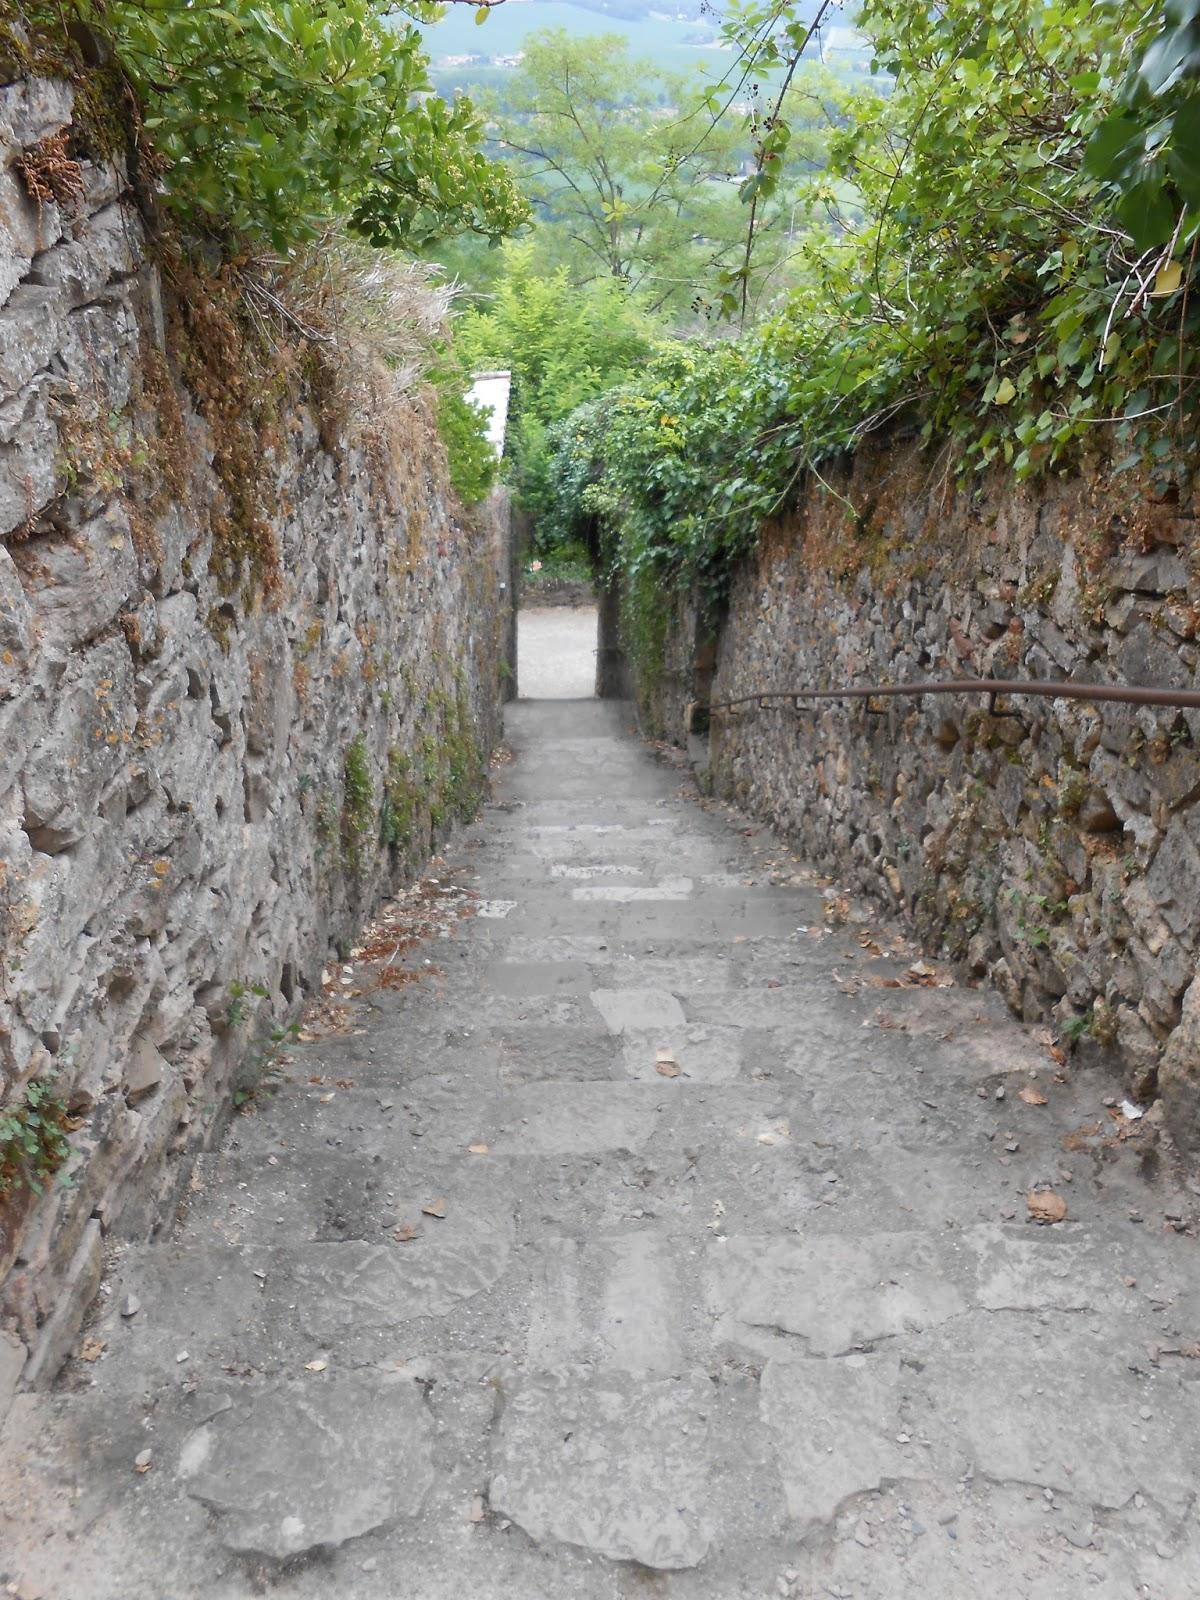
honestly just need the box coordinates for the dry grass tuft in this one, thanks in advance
[245,230,455,401]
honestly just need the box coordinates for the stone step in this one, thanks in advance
[2,1356,789,1587]
[12,1318,1200,1594]
[202,1078,813,1163]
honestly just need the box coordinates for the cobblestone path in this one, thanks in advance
[3,700,1200,1599]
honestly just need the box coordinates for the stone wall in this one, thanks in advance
[0,78,510,1387]
[631,436,1200,1156]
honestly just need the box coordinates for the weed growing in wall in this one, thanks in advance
[381,749,419,854]
[0,1080,71,1199]
[341,736,375,874]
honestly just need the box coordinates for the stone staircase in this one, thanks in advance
[2,700,1199,1600]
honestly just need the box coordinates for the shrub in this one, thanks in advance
[20,0,527,252]
[436,388,498,506]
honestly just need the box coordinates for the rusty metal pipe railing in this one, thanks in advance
[707,677,1200,715]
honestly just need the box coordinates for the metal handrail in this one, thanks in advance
[707,677,1200,715]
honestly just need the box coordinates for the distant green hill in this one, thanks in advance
[421,0,867,90]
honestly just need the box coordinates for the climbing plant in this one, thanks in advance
[538,0,1200,643]
[435,386,498,506]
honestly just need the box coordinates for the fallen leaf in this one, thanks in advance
[422,1198,448,1219]
[133,1448,153,1474]
[1019,1085,1048,1106]
[318,1091,335,1104]
[467,1142,489,1155]
[468,1495,486,1523]
[79,1336,106,1363]
[655,1057,681,1078]
[394,1222,419,1242]
[1027,1189,1068,1225]
[1062,1120,1103,1151]
[305,1358,328,1372]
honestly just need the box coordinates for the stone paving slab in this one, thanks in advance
[710,1224,1158,1357]
[178,1370,434,1558]
[494,1023,624,1083]
[489,1367,723,1569]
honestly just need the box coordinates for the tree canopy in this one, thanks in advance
[479,27,841,315]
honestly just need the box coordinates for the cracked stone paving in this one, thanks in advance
[3,699,1200,1599]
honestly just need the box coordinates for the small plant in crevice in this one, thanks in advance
[233,1017,302,1110]
[1061,1009,1094,1046]
[0,1079,72,1199]
[226,978,269,1028]
[1057,769,1088,820]
[341,734,375,873]
[1010,888,1069,952]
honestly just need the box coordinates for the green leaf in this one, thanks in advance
[1083,112,1141,180]
[1115,179,1176,250]
[1168,97,1200,206]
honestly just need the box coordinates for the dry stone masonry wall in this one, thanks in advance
[0,77,509,1389]
[633,439,1200,1157]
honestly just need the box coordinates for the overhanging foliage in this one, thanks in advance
[16,0,528,252]
[538,0,1200,628]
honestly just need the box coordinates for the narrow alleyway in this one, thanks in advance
[4,701,1200,1600]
